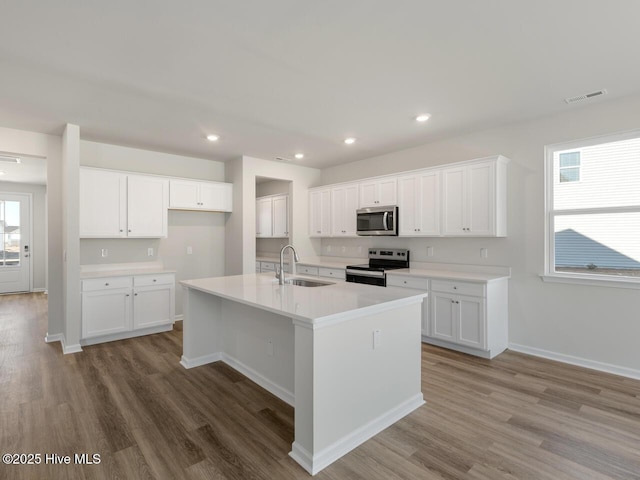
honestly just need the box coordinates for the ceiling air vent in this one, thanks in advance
[275,156,293,162]
[565,89,607,104]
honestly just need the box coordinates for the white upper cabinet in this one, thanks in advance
[169,179,232,212]
[256,197,273,237]
[397,170,440,236]
[442,157,507,236]
[256,194,288,238]
[272,194,289,237]
[80,168,127,237]
[358,177,397,207]
[80,168,168,238]
[309,188,331,237]
[308,155,508,239]
[127,174,169,238]
[331,183,359,236]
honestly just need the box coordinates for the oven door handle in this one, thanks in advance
[382,212,389,230]
[346,269,385,277]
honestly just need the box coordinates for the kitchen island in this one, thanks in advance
[180,272,427,475]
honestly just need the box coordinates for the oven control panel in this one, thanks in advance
[368,248,409,259]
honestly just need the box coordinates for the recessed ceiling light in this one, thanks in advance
[294,153,304,160]
[344,137,356,145]
[206,134,219,142]
[415,114,431,122]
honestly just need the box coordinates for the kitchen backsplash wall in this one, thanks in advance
[79,140,228,316]
[80,210,226,315]
[320,236,508,265]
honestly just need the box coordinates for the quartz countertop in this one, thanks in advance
[80,265,175,279]
[256,255,365,269]
[181,273,426,324]
[388,268,509,283]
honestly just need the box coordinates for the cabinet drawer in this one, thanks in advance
[134,274,174,287]
[297,265,319,276]
[261,262,276,272]
[387,275,429,290]
[318,267,346,280]
[431,279,484,297]
[82,276,132,292]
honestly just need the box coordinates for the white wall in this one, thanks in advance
[0,181,47,290]
[79,140,227,316]
[320,93,640,375]
[225,156,322,275]
[0,126,64,340]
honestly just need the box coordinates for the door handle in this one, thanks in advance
[382,212,389,230]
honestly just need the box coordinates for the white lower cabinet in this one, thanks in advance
[82,284,132,338]
[430,291,485,350]
[386,275,430,335]
[82,273,175,344]
[387,274,508,358]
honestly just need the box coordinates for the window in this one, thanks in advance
[546,130,640,284]
[559,152,580,182]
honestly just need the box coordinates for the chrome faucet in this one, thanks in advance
[277,244,300,285]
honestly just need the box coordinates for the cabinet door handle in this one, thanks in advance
[453,286,457,289]
[128,229,132,233]
[134,293,138,296]
[120,229,123,232]
[105,283,110,286]
[126,294,130,297]
[153,279,157,282]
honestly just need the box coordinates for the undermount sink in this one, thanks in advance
[284,277,335,287]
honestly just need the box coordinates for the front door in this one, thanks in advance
[0,193,30,294]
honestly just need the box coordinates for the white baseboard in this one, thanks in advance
[179,351,295,406]
[44,333,63,343]
[61,335,82,354]
[508,343,640,381]
[81,323,173,347]
[180,352,222,369]
[44,332,82,354]
[422,336,494,359]
[174,314,183,322]
[290,393,425,475]
[32,288,47,293]
[222,353,295,406]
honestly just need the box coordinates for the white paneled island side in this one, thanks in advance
[180,273,427,475]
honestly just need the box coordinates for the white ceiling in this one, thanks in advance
[1,1,640,170]
[0,154,46,185]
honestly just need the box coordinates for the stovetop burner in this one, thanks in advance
[346,248,410,271]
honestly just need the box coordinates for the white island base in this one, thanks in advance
[180,274,426,475]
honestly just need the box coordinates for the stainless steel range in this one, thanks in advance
[346,248,410,287]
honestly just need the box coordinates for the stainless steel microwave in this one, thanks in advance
[356,206,398,236]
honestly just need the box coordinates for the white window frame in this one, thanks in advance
[543,128,640,289]
[558,151,581,183]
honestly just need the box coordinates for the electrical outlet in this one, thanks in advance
[427,246,434,257]
[148,247,154,257]
[480,248,488,258]
[186,246,193,255]
[101,248,108,258]
[373,329,382,349]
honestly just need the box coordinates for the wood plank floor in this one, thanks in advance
[1,293,639,479]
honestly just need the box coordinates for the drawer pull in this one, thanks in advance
[453,286,457,289]
[153,279,157,282]
[105,283,109,286]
